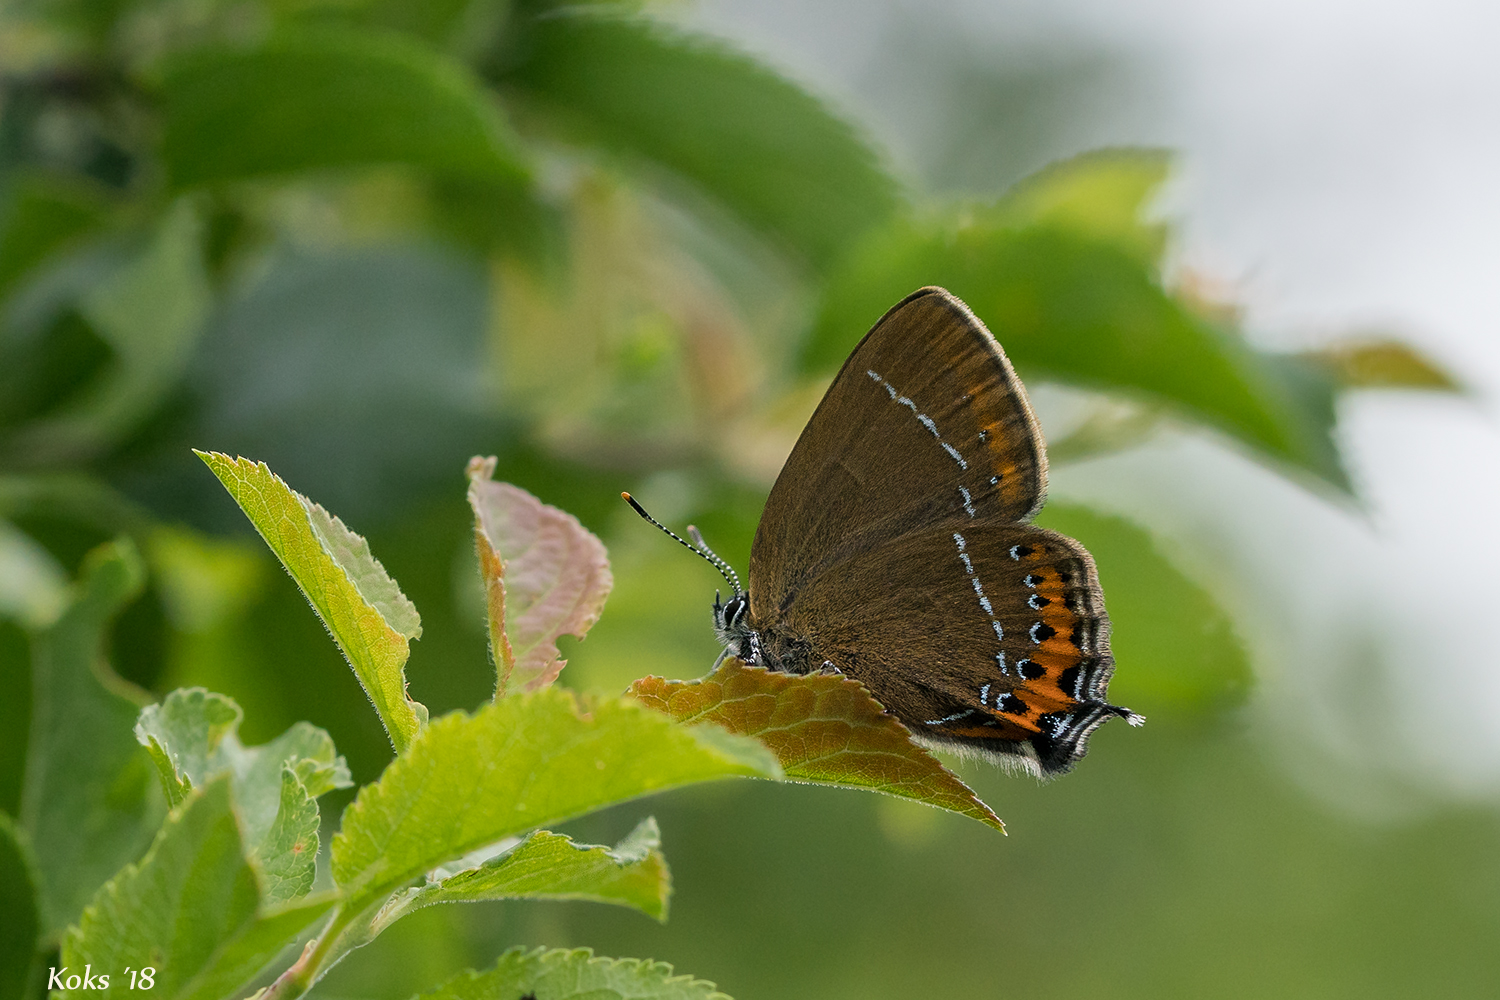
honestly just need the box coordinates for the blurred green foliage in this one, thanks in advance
[0,0,1491,998]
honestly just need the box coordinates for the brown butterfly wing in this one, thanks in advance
[746,286,1134,775]
[764,520,1124,775]
[749,287,1046,622]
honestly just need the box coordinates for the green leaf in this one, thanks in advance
[129,689,351,815]
[0,515,68,628]
[309,0,503,52]
[0,173,109,299]
[0,619,29,820]
[501,10,897,269]
[466,458,613,696]
[133,688,351,904]
[1033,503,1250,714]
[818,226,1347,489]
[196,452,428,753]
[251,767,321,906]
[134,687,240,807]
[420,946,730,1000]
[0,813,41,1000]
[186,245,494,525]
[630,661,1004,832]
[79,200,208,411]
[155,27,529,189]
[62,779,334,1000]
[369,817,671,939]
[331,687,779,912]
[424,173,564,264]
[7,201,210,464]
[807,153,1352,491]
[20,539,162,937]
[990,148,1172,267]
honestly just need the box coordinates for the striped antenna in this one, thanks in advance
[685,524,744,596]
[621,493,743,595]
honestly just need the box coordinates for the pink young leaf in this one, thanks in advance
[466,457,613,696]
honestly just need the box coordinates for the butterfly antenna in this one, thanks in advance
[621,493,742,595]
[685,524,743,596]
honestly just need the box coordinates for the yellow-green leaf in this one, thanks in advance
[370,818,671,936]
[62,780,333,1000]
[420,947,730,1000]
[1305,339,1463,391]
[196,451,426,752]
[330,687,778,914]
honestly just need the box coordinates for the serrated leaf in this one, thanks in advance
[1033,504,1250,713]
[196,452,427,752]
[331,687,779,913]
[250,767,321,906]
[0,813,41,1000]
[807,153,1353,492]
[501,10,897,269]
[1305,339,1463,391]
[420,946,730,1000]
[62,779,334,1000]
[132,688,349,904]
[155,27,528,189]
[466,457,613,696]
[134,688,240,807]
[371,817,671,937]
[20,539,162,937]
[630,661,1004,832]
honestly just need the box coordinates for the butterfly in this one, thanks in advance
[628,287,1141,776]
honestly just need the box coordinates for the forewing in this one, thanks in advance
[749,287,1046,623]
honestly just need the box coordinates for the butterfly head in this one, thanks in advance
[621,491,757,662]
[711,590,757,662]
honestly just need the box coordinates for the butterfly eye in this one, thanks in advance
[723,594,749,628]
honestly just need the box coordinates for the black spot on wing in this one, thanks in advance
[993,692,1028,715]
[1058,665,1082,699]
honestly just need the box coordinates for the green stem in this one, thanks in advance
[260,902,358,1000]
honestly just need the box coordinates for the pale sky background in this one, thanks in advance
[679,0,1500,810]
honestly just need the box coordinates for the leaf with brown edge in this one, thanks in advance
[466,458,613,696]
[630,659,1004,832]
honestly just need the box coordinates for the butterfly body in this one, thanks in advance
[713,287,1141,777]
